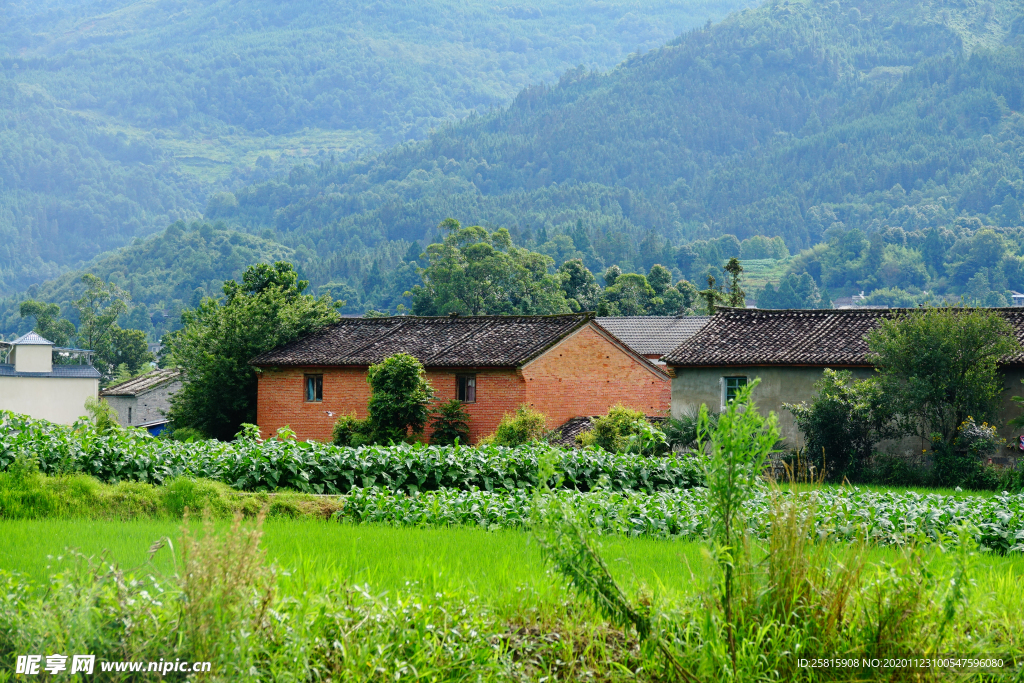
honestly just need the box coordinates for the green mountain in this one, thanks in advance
[201,0,1024,305]
[0,0,746,292]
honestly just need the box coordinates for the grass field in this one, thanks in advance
[4,518,1023,617]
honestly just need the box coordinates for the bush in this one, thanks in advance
[664,405,720,451]
[786,369,896,481]
[365,353,436,443]
[933,417,1001,489]
[576,405,667,454]
[862,453,925,487]
[332,413,372,447]
[429,399,471,446]
[84,396,120,435]
[481,405,548,446]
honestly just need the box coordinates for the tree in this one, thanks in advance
[366,353,436,443]
[724,257,745,307]
[698,275,726,315]
[786,369,898,481]
[597,273,655,316]
[429,399,471,445]
[409,219,571,316]
[19,300,75,347]
[73,274,130,374]
[867,306,1022,448]
[558,259,601,312]
[106,327,154,377]
[167,261,340,440]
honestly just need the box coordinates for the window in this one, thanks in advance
[305,374,323,402]
[723,376,748,407]
[457,374,476,402]
[127,407,132,425]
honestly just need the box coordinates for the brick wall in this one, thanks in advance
[256,366,527,443]
[522,324,671,429]
[256,323,670,443]
[256,367,371,442]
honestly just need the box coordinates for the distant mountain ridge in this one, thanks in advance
[5,0,1024,336]
[0,0,744,293]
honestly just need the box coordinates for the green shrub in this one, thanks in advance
[786,369,897,481]
[664,405,720,451]
[576,405,665,454]
[0,454,55,519]
[863,453,925,487]
[162,477,237,517]
[481,405,548,446]
[933,418,1001,490]
[429,399,471,446]
[331,413,372,447]
[366,353,436,443]
[84,396,120,435]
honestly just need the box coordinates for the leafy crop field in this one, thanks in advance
[0,412,703,494]
[339,486,1024,553]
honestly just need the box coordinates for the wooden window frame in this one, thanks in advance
[456,374,477,403]
[305,373,323,402]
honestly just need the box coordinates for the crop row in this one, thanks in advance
[0,411,703,494]
[337,486,1024,553]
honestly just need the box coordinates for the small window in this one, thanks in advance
[127,407,132,425]
[723,376,748,406]
[305,374,323,402]
[457,374,476,403]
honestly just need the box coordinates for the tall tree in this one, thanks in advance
[167,261,340,440]
[19,300,76,347]
[409,219,571,316]
[867,306,1022,446]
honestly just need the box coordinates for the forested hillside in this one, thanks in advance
[0,0,744,293]
[204,0,1024,308]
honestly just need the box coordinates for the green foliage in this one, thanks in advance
[664,405,720,451]
[933,418,1002,490]
[84,397,120,436]
[365,353,436,443]
[576,405,666,455]
[757,272,828,309]
[557,259,601,312]
[868,306,1022,447]
[17,300,75,347]
[0,410,703,495]
[0,0,738,294]
[409,219,571,316]
[596,266,698,316]
[482,405,549,447]
[429,399,471,446]
[166,261,339,440]
[1011,380,1024,430]
[331,413,372,448]
[786,369,898,481]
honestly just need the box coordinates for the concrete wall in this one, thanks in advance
[0,377,98,424]
[12,346,52,373]
[105,380,181,428]
[670,366,874,447]
[998,366,1024,461]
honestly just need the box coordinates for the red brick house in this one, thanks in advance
[250,313,670,443]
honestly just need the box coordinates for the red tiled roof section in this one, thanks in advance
[662,307,1024,367]
[249,314,592,368]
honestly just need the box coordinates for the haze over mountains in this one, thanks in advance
[3,0,1024,339]
[0,0,746,292]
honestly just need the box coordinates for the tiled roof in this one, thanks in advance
[101,368,182,396]
[0,364,101,378]
[596,316,710,355]
[250,314,592,368]
[548,415,667,448]
[9,331,53,346]
[662,307,1024,367]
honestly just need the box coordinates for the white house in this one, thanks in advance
[0,332,101,424]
